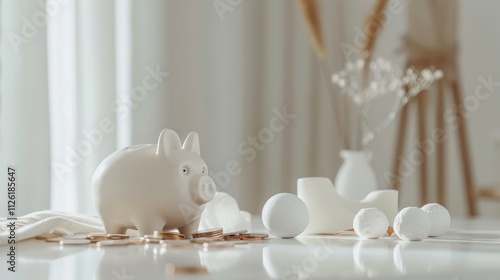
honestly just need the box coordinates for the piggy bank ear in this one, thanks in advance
[156,129,182,156]
[182,131,200,156]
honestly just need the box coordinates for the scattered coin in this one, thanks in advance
[43,228,261,249]
[59,239,91,245]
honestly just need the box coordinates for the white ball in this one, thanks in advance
[353,208,389,239]
[262,193,309,238]
[393,207,431,241]
[421,203,450,236]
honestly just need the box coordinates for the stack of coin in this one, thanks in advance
[191,228,224,241]
[222,230,247,241]
[222,231,268,241]
[239,233,268,241]
[153,231,185,240]
[145,231,185,243]
[223,233,244,241]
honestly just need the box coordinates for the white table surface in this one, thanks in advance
[1,217,500,280]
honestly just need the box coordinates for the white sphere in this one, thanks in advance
[353,208,389,239]
[393,207,431,241]
[421,203,450,236]
[262,193,309,238]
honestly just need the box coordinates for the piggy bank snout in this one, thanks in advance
[190,175,216,205]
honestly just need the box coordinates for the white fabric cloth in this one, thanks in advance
[0,192,250,245]
[0,211,103,246]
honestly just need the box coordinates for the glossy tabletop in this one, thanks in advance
[1,218,500,280]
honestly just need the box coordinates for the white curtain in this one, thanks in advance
[0,0,364,215]
[0,0,51,215]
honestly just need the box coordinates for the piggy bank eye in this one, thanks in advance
[181,166,190,175]
[202,166,207,174]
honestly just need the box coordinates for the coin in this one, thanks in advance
[223,234,243,241]
[153,231,186,240]
[59,239,91,245]
[106,234,130,240]
[193,228,223,234]
[88,234,111,242]
[191,228,223,239]
[239,233,268,240]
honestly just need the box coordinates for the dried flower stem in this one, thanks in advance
[298,0,347,148]
[355,0,388,149]
[297,0,325,60]
[321,61,349,149]
[362,0,389,85]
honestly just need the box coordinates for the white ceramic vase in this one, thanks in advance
[334,150,378,200]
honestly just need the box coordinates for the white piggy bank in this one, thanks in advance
[91,129,216,237]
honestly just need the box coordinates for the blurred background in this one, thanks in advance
[1,0,500,217]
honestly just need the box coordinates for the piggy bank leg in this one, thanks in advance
[133,216,165,236]
[178,217,201,239]
[100,213,128,234]
[103,221,127,234]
